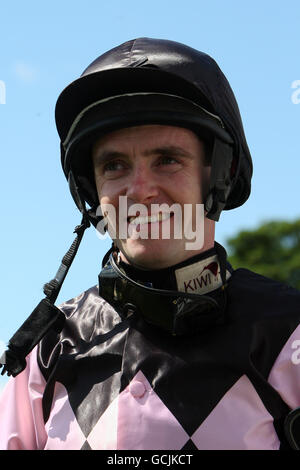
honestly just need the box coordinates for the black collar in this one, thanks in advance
[99,242,231,336]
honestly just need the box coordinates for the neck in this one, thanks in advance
[118,242,231,295]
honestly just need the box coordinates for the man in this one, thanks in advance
[0,37,300,450]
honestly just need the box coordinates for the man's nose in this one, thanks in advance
[126,164,159,203]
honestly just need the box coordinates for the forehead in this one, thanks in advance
[92,124,202,154]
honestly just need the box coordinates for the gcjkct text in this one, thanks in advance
[151,454,193,466]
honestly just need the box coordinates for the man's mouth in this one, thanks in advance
[128,212,173,225]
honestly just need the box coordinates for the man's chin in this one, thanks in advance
[118,242,177,271]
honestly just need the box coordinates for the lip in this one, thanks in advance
[127,212,173,226]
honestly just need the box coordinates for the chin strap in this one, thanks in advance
[0,215,90,377]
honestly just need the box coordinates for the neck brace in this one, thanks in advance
[98,242,231,336]
[118,245,232,294]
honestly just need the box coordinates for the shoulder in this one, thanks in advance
[227,267,300,332]
[226,269,300,380]
[58,285,106,318]
[57,284,121,339]
[38,285,120,379]
[228,267,300,310]
[226,267,300,346]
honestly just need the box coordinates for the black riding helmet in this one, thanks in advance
[55,37,253,223]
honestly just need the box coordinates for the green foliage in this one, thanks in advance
[226,219,300,289]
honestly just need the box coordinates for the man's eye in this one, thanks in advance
[103,160,125,173]
[158,156,179,165]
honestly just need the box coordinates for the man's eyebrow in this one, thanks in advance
[93,150,127,166]
[143,145,193,158]
[93,145,192,165]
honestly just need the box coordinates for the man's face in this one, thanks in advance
[92,124,215,269]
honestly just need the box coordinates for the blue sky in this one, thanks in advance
[0,0,299,391]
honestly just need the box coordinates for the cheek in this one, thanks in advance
[172,169,204,203]
[95,176,116,204]
[94,173,104,199]
[99,194,118,234]
[98,182,121,222]
[93,175,114,215]
[184,164,210,203]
